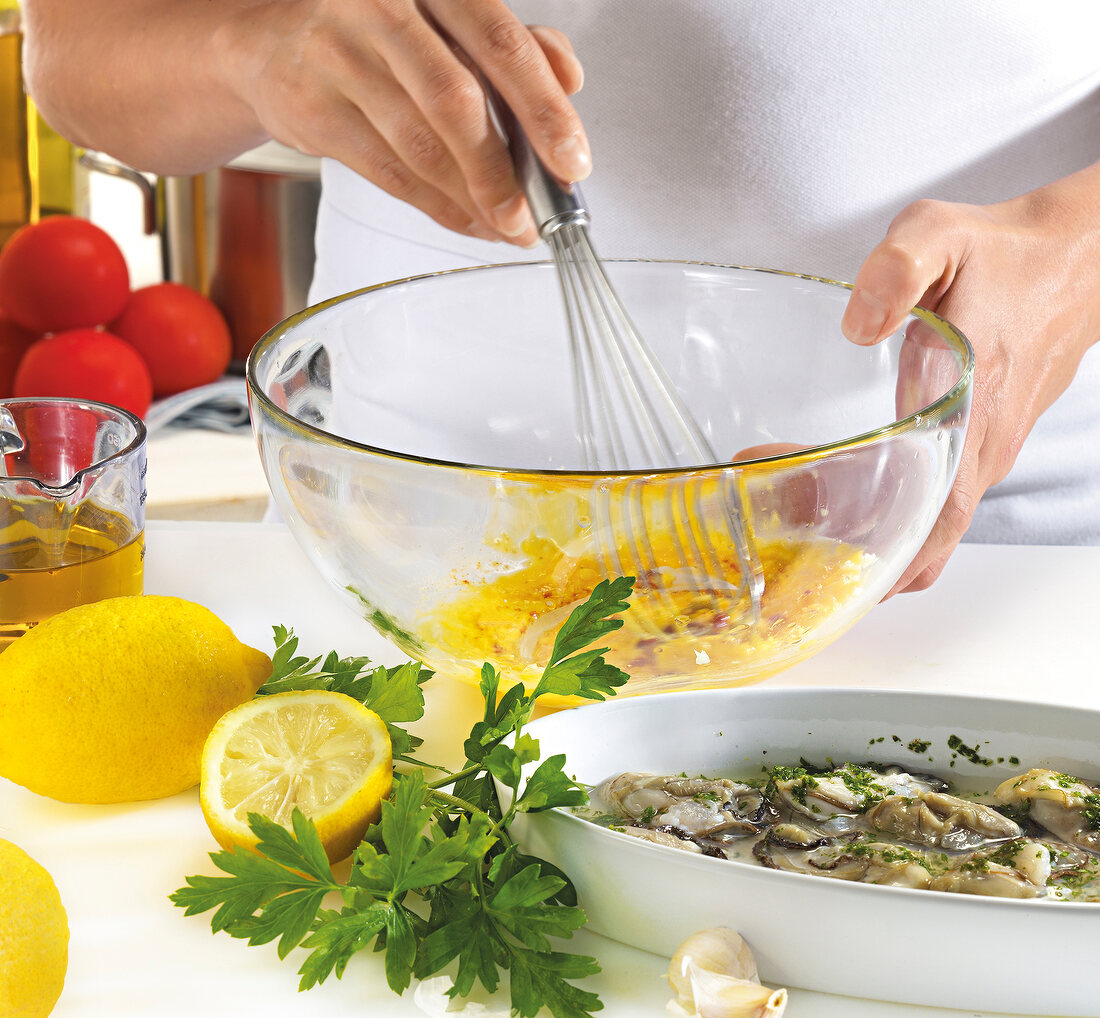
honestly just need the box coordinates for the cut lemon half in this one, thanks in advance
[200,690,393,863]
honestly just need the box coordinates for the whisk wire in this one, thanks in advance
[552,223,723,471]
[546,217,765,630]
[574,239,672,464]
[555,236,603,469]
[723,473,765,618]
[591,474,764,637]
[591,478,668,637]
[551,227,651,469]
[488,86,764,632]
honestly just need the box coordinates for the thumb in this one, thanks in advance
[841,201,969,345]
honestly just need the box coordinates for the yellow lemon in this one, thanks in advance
[200,690,393,863]
[0,839,68,1018]
[0,595,271,803]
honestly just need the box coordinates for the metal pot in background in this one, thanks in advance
[80,141,321,369]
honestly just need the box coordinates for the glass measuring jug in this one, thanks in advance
[1,397,146,649]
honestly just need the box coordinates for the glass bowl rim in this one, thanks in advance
[246,259,975,479]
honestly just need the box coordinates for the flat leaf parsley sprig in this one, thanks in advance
[171,576,634,1018]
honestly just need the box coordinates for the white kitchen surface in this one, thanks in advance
[4,521,1098,1017]
[144,427,270,521]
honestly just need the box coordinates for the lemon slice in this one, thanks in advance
[200,690,393,863]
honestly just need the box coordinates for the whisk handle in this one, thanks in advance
[486,87,589,237]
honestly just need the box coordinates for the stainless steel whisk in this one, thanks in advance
[491,96,764,629]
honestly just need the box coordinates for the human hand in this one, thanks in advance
[215,0,589,245]
[840,162,1100,594]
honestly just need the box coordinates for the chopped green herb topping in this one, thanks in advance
[764,765,819,805]
[978,839,1031,870]
[947,734,995,767]
[834,763,892,806]
[1080,792,1100,831]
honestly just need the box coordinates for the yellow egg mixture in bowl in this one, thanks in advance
[247,261,972,695]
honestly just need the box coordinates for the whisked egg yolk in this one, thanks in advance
[421,523,869,694]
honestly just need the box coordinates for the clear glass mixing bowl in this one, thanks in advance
[247,261,972,695]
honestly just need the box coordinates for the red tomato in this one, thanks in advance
[0,216,131,333]
[111,282,232,397]
[13,328,153,418]
[0,315,40,398]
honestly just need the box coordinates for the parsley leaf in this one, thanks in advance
[545,576,632,663]
[255,627,432,759]
[531,577,632,704]
[509,949,604,1018]
[297,906,389,989]
[516,754,589,813]
[169,810,341,960]
[173,576,635,1017]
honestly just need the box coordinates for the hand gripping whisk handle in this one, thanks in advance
[487,87,589,238]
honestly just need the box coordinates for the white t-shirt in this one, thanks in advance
[310,0,1100,546]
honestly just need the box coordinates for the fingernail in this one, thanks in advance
[491,194,533,237]
[842,288,889,344]
[552,134,591,181]
[504,228,540,250]
[465,222,501,243]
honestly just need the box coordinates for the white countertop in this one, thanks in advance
[5,522,1100,1017]
[145,427,270,521]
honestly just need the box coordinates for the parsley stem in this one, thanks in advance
[427,787,494,824]
[426,762,481,789]
[425,787,516,847]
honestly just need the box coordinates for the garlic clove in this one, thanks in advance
[666,927,788,1018]
[667,926,759,998]
[686,967,788,1018]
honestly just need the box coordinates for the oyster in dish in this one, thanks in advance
[766,762,946,834]
[864,790,1021,851]
[591,772,779,847]
[994,768,1100,854]
[926,840,1052,898]
[582,762,1100,902]
[752,827,935,888]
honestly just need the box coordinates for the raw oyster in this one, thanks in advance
[580,761,1100,903]
[865,790,1021,851]
[994,768,1100,853]
[1048,842,1098,882]
[752,827,934,888]
[768,763,945,833]
[590,772,779,842]
[929,840,1051,899]
[619,826,704,854]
